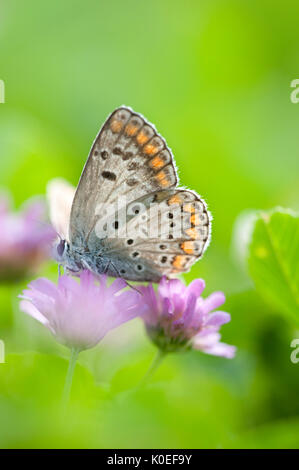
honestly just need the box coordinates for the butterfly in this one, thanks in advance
[47,106,211,282]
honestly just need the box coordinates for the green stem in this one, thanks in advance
[62,348,79,410]
[140,349,167,387]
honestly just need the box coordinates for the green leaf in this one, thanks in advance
[248,208,299,323]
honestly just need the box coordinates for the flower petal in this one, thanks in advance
[28,277,59,299]
[201,291,225,314]
[135,276,236,357]
[20,299,49,326]
[109,277,127,295]
[19,271,142,351]
[193,332,221,347]
[186,278,205,298]
[201,342,236,359]
[204,311,231,327]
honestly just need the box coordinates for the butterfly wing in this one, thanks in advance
[91,188,210,282]
[68,106,211,282]
[69,106,178,249]
[47,178,76,241]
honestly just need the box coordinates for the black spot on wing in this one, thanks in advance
[112,147,122,156]
[128,162,139,171]
[126,178,138,186]
[101,150,108,160]
[101,171,117,181]
[122,151,133,161]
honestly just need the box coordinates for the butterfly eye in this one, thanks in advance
[57,239,66,257]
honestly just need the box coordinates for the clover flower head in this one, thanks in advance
[20,270,141,351]
[138,277,236,358]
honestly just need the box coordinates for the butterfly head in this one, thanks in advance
[56,238,67,258]
[53,238,70,265]
[53,238,83,275]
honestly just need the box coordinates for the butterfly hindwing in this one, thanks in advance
[89,189,210,281]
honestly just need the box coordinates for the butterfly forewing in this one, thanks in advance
[69,106,177,248]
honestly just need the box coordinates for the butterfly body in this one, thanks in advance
[49,106,211,283]
[56,239,163,282]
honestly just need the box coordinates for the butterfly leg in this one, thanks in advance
[82,257,114,280]
[109,261,142,295]
[81,259,94,272]
[103,260,111,274]
[58,263,64,277]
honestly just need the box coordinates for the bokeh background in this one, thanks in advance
[0,0,299,448]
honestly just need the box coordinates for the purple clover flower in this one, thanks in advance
[20,270,141,351]
[138,277,236,358]
[0,196,55,282]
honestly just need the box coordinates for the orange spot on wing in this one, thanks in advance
[185,227,199,239]
[184,204,195,214]
[144,143,158,155]
[110,120,123,133]
[191,213,200,226]
[168,194,182,205]
[156,170,169,187]
[150,156,164,169]
[172,255,186,270]
[181,241,194,255]
[136,132,149,145]
[125,123,138,136]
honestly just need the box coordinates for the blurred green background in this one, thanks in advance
[0,0,299,449]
